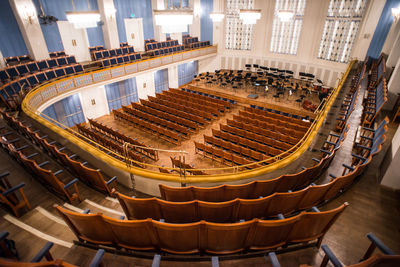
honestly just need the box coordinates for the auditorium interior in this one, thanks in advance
[1,0,400,266]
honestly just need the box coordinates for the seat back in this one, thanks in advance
[266,188,307,216]
[152,220,202,254]
[251,178,280,198]
[193,185,225,202]
[250,215,300,250]
[236,196,272,221]
[103,216,156,250]
[159,184,195,202]
[288,203,349,245]
[78,165,111,194]
[224,183,254,200]
[203,220,255,254]
[198,199,238,223]
[56,206,115,245]
[297,183,333,210]
[158,199,197,223]
[116,193,161,220]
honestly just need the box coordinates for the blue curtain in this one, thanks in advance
[154,69,169,93]
[366,0,400,59]
[33,0,104,52]
[200,0,213,43]
[41,93,84,128]
[0,1,28,57]
[105,82,122,112]
[178,60,198,86]
[124,77,139,104]
[114,0,155,42]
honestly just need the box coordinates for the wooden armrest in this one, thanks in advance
[312,158,320,163]
[321,244,343,267]
[366,233,395,255]
[26,152,39,159]
[89,249,105,267]
[106,176,117,185]
[53,170,63,176]
[320,149,332,155]
[16,145,29,151]
[38,161,50,168]
[0,172,10,179]
[342,164,355,171]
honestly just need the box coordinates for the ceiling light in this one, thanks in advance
[277,10,294,22]
[210,12,224,22]
[392,6,400,21]
[154,9,193,33]
[239,9,261,25]
[66,11,101,28]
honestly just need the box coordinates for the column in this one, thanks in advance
[386,56,400,109]
[79,85,110,121]
[387,29,400,68]
[9,0,48,60]
[168,65,179,88]
[98,0,119,49]
[170,33,183,44]
[151,0,166,42]
[382,20,400,55]
[212,0,223,49]
[189,0,201,38]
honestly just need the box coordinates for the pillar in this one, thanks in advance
[382,20,400,55]
[151,0,166,42]
[9,0,48,60]
[387,29,400,68]
[381,125,400,190]
[189,0,201,38]
[168,65,179,88]
[98,0,119,49]
[386,56,400,109]
[212,0,223,49]
[79,85,110,121]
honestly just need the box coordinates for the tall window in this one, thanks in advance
[270,0,306,55]
[318,0,368,63]
[225,0,255,50]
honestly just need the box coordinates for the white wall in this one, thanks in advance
[168,65,179,88]
[381,125,400,190]
[79,85,109,121]
[125,18,145,52]
[98,0,120,49]
[136,72,156,100]
[58,21,91,62]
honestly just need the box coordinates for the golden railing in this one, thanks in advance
[22,50,354,183]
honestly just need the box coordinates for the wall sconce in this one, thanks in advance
[91,99,96,105]
[19,5,37,24]
[105,8,117,21]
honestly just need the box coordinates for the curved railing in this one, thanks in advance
[22,50,354,183]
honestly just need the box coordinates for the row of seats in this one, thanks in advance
[0,118,81,203]
[174,88,233,109]
[56,203,348,254]
[122,105,190,137]
[4,54,31,66]
[100,52,142,68]
[147,45,185,57]
[183,36,199,46]
[88,119,158,161]
[227,117,303,144]
[92,45,135,61]
[0,55,77,83]
[133,101,198,131]
[114,109,182,145]
[181,87,236,105]
[369,55,385,87]
[145,39,179,51]
[76,124,145,167]
[168,156,208,175]
[244,106,311,127]
[141,98,206,126]
[156,92,219,118]
[362,78,387,127]
[163,118,350,201]
[164,90,227,113]
[89,45,105,52]
[1,110,117,197]
[187,41,211,49]
[0,170,31,217]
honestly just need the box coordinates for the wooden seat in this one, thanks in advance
[158,199,198,223]
[159,184,195,202]
[116,193,161,220]
[297,183,333,210]
[266,188,307,217]
[203,219,255,254]
[55,205,115,245]
[152,220,202,254]
[288,203,349,247]
[236,196,272,221]
[198,199,238,223]
[0,172,31,217]
[194,185,225,202]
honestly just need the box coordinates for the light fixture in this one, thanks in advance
[210,12,224,22]
[392,6,400,21]
[154,9,193,33]
[105,7,116,21]
[19,5,37,24]
[66,11,101,28]
[277,10,294,22]
[239,9,261,24]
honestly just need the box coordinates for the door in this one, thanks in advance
[57,21,91,62]
[125,18,145,52]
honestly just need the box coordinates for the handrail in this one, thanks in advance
[21,51,355,183]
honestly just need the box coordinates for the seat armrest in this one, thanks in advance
[329,133,340,137]
[361,126,375,132]
[64,178,79,189]
[31,242,54,262]
[16,145,29,151]
[301,166,306,170]
[277,214,285,220]
[311,206,320,212]
[352,153,366,161]
[69,154,77,159]
[321,244,343,267]
[267,252,281,267]
[151,254,161,267]
[342,164,355,171]
[106,176,117,185]
[360,135,373,140]
[53,170,63,176]
[89,249,105,267]
[324,140,336,146]
[366,233,395,255]
[83,208,90,214]
[0,172,10,179]
[320,149,332,155]
[329,174,337,179]
[211,256,219,267]
[58,146,66,151]
[2,183,25,196]
[119,215,125,220]
[312,158,320,163]
[0,231,9,241]
[356,144,371,150]
[26,152,39,159]
[38,161,50,168]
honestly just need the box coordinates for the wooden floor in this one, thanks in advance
[0,64,399,266]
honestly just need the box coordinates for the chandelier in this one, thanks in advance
[210,12,224,22]
[277,10,294,22]
[154,9,193,33]
[66,0,101,29]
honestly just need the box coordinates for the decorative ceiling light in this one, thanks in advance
[66,0,101,29]
[210,12,224,22]
[392,6,400,21]
[277,10,294,22]
[239,9,261,25]
[154,9,193,33]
